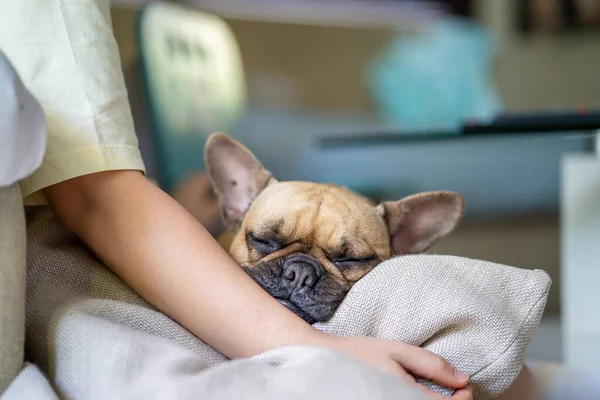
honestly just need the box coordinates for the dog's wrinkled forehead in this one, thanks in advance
[241,182,391,256]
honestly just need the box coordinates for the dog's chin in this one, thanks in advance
[277,299,318,324]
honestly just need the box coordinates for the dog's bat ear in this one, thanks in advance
[376,191,465,255]
[204,132,277,231]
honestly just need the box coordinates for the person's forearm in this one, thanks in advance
[43,170,329,358]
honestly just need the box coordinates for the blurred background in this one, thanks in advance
[110,0,600,367]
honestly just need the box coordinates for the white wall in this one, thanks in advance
[561,154,600,368]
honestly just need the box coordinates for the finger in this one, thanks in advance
[451,386,473,400]
[383,360,416,384]
[391,344,469,388]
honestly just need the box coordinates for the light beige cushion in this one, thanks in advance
[25,209,549,399]
[0,185,27,394]
[315,254,550,398]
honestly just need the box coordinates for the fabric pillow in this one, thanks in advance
[315,255,551,399]
[24,210,549,399]
[0,185,27,394]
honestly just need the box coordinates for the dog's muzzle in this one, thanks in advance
[242,253,346,324]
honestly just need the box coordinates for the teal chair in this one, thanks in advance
[138,1,246,192]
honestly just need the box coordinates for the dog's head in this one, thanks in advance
[205,133,465,324]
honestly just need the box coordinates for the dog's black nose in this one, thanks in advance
[283,255,322,289]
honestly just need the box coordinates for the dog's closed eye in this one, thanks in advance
[328,255,378,270]
[246,232,282,255]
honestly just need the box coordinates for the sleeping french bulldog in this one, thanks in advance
[205,133,465,324]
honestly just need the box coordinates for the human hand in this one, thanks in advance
[326,336,472,399]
